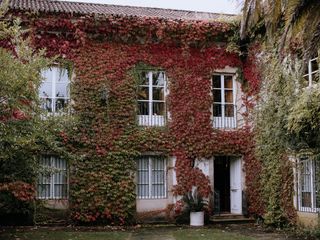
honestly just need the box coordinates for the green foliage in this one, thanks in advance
[287,85,320,149]
[254,51,302,226]
[241,0,320,57]
[69,152,137,225]
[0,7,69,225]
[182,187,208,212]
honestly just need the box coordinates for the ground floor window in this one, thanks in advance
[298,157,320,212]
[37,156,68,199]
[137,156,166,199]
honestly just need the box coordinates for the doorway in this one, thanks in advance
[214,156,242,214]
[214,156,230,213]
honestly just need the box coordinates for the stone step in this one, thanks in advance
[210,214,254,224]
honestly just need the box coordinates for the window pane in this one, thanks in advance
[137,87,149,100]
[56,68,69,83]
[41,69,53,82]
[213,90,221,102]
[38,155,51,199]
[315,161,320,208]
[56,82,69,98]
[138,101,149,115]
[152,72,165,86]
[38,184,50,198]
[40,67,70,114]
[138,184,149,198]
[152,184,165,197]
[225,104,234,117]
[225,90,233,103]
[152,102,165,115]
[151,158,165,198]
[39,82,53,98]
[302,192,312,207]
[311,59,319,73]
[153,87,164,101]
[40,98,52,112]
[213,104,222,117]
[38,156,68,199]
[212,75,221,88]
[137,157,149,198]
[139,71,149,85]
[54,184,67,198]
[224,76,233,88]
[152,171,164,184]
[55,99,69,112]
[139,170,149,184]
[301,160,312,208]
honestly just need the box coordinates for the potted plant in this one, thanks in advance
[182,187,208,226]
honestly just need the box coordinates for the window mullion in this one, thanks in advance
[311,159,315,210]
[149,72,153,118]
[164,158,167,198]
[149,157,152,198]
[232,75,237,123]
[51,157,54,199]
[164,74,167,120]
[308,60,312,87]
[298,163,301,211]
[221,75,225,118]
[52,69,56,114]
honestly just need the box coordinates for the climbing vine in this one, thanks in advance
[253,49,304,226]
[2,10,264,225]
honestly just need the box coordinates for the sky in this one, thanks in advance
[62,0,242,14]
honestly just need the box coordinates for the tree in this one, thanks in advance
[0,3,53,224]
[240,0,320,56]
[240,0,320,228]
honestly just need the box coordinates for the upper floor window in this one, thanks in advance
[37,156,68,199]
[297,156,320,213]
[303,57,319,87]
[39,67,70,114]
[137,71,167,126]
[137,156,167,199]
[212,74,236,128]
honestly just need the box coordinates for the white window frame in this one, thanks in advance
[137,156,167,199]
[297,157,319,213]
[40,66,70,115]
[212,74,237,128]
[37,156,69,200]
[303,57,319,87]
[137,71,167,126]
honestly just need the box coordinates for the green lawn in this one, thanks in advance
[173,228,254,240]
[0,230,130,240]
[0,227,255,240]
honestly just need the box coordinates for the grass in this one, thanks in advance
[172,228,255,240]
[0,230,130,240]
[0,227,255,240]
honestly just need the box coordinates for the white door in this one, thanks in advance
[230,158,242,214]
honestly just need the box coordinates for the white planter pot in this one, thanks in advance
[190,211,204,226]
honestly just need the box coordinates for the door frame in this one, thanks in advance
[230,157,242,214]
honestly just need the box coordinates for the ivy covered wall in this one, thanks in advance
[2,10,265,225]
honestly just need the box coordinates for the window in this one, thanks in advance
[303,57,319,87]
[37,156,68,199]
[212,74,236,128]
[137,156,166,199]
[137,71,166,126]
[39,67,70,114]
[298,157,320,212]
